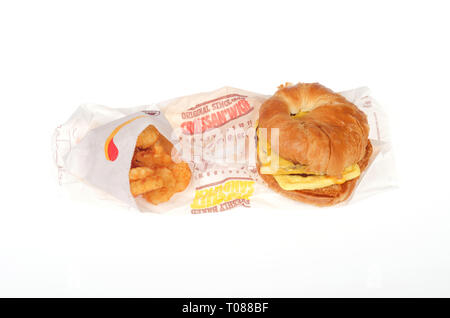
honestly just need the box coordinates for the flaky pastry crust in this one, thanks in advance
[258,83,370,177]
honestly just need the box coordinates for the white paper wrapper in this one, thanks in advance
[53,86,397,214]
[53,105,194,213]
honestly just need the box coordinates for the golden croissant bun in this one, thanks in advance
[257,82,372,206]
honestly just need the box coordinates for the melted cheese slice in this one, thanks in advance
[273,164,360,191]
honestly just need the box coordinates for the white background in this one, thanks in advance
[1,0,449,297]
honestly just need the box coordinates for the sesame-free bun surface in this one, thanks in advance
[258,83,370,177]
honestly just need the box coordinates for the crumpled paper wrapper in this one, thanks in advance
[53,86,397,214]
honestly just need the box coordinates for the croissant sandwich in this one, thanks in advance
[257,83,372,206]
